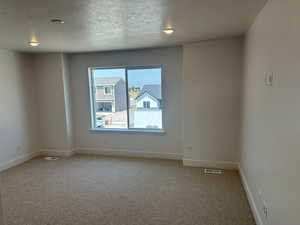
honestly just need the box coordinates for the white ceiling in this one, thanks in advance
[0,0,267,53]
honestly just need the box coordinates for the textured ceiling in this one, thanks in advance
[0,0,267,52]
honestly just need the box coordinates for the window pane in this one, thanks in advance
[91,68,128,129]
[127,68,162,129]
[104,86,112,94]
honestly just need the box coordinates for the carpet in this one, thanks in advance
[0,155,255,225]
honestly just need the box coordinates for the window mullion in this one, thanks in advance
[90,69,97,128]
[125,68,130,129]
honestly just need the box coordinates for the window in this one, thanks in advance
[89,66,163,131]
[104,86,112,95]
[96,102,112,112]
[143,101,150,109]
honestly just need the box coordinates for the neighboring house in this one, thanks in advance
[134,84,162,129]
[95,77,127,113]
[135,84,161,110]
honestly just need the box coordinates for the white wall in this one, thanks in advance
[182,38,243,168]
[0,37,242,167]
[0,49,39,166]
[34,53,73,154]
[0,177,3,225]
[69,47,183,155]
[241,0,300,225]
[134,111,162,129]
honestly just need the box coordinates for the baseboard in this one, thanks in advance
[40,149,74,157]
[182,158,238,170]
[75,148,183,160]
[239,165,263,225]
[0,151,40,172]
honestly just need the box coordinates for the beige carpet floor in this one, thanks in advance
[0,155,255,225]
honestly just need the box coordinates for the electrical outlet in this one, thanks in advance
[258,191,269,223]
[262,200,269,221]
[265,72,274,86]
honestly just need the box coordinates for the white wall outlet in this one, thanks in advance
[262,200,269,221]
[185,146,193,153]
[265,72,274,86]
[258,190,269,223]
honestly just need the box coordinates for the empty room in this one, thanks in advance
[0,0,298,224]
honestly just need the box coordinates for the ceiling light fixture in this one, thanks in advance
[163,28,175,35]
[29,41,40,47]
[51,19,65,24]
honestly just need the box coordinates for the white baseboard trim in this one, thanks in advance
[75,148,183,160]
[239,165,263,225]
[182,158,238,170]
[40,149,74,157]
[0,151,40,172]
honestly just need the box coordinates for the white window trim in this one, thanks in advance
[88,65,165,133]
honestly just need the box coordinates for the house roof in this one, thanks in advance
[136,84,161,100]
[95,77,123,86]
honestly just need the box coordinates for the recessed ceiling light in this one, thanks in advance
[51,19,65,24]
[163,28,175,35]
[29,41,40,47]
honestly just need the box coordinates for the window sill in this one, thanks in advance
[89,128,166,134]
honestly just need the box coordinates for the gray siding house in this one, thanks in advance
[95,77,126,113]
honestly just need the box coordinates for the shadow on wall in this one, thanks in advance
[17,55,39,153]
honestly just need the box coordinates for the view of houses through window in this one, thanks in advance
[90,67,163,130]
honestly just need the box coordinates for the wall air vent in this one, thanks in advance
[44,156,59,161]
[204,168,223,175]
